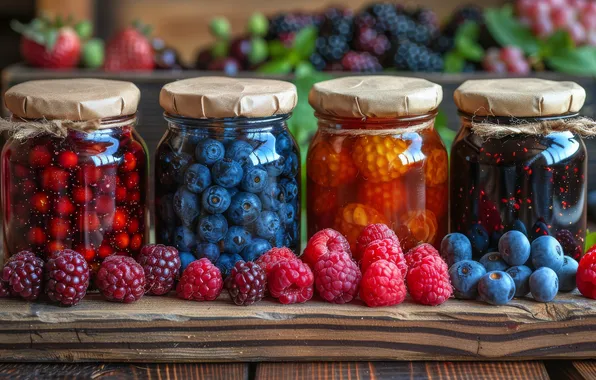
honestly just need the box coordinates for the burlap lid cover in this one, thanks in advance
[4,79,140,122]
[454,78,586,117]
[160,77,297,119]
[308,76,443,118]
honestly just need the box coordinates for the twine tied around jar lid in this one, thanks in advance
[317,118,435,136]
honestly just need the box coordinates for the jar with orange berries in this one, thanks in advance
[307,76,448,257]
[451,79,590,260]
[1,79,149,265]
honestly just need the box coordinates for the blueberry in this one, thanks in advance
[197,214,228,243]
[477,271,516,305]
[157,194,176,223]
[260,181,285,211]
[228,187,239,198]
[174,226,197,252]
[173,187,200,226]
[201,185,232,214]
[530,220,550,241]
[265,157,286,177]
[275,132,293,155]
[270,227,286,247]
[556,256,578,292]
[531,235,564,272]
[282,152,299,178]
[440,233,472,267]
[488,230,503,252]
[256,210,282,239]
[240,165,268,193]
[226,192,262,224]
[448,260,486,299]
[223,226,252,255]
[279,203,296,225]
[194,242,221,263]
[162,151,193,184]
[280,178,298,202]
[508,219,528,237]
[184,163,212,193]
[467,223,490,259]
[225,140,254,162]
[529,267,559,302]
[211,159,244,188]
[506,265,533,297]
[498,230,531,266]
[195,138,224,166]
[216,253,243,277]
[240,238,272,261]
[179,252,195,273]
[479,252,509,272]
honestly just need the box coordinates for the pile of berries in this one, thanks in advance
[155,128,300,277]
[444,229,580,305]
[482,46,531,74]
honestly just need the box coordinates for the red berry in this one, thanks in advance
[303,228,351,267]
[19,179,36,195]
[225,261,267,305]
[137,244,181,296]
[28,227,46,245]
[556,229,583,260]
[20,27,81,69]
[120,152,137,172]
[123,172,140,189]
[77,212,100,231]
[405,243,440,267]
[115,186,127,203]
[268,259,314,304]
[95,255,145,303]
[113,232,130,250]
[130,234,143,252]
[95,194,115,214]
[48,217,70,239]
[355,223,399,258]
[112,208,128,231]
[32,192,51,214]
[57,150,78,169]
[47,240,66,255]
[75,244,97,262]
[314,251,361,304]
[41,166,70,192]
[255,247,296,276]
[1,251,44,300]
[406,254,452,306]
[14,164,31,178]
[577,250,596,299]
[359,259,406,307]
[127,218,140,234]
[72,186,94,204]
[176,258,223,301]
[98,243,115,259]
[104,27,155,71]
[127,190,141,203]
[97,170,118,194]
[77,165,102,185]
[45,250,90,306]
[54,196,75,216]
[360,238,407,279]
[29,145,52,168]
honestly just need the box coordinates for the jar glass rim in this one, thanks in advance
[163,112,291,128]
[458,111,580,124]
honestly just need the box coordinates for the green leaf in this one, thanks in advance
[484,5,540,55]
[292,26,317,59]
[268,40,290,59]
[539,30,574,59]
[585,230,596,252]
[257,59,293,74]
[454,22,484,62]
[546,46,596,75]
[443,51,465,73]
[45,29,58,51]
[294,61,315,78]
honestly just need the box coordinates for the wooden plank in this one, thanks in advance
[572,361,596,379]
[255,361,550,380]
[0,362,249,379]
[0,292,595,362]
[544,361,586,380]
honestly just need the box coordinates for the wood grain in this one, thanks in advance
[0,292,595,363]
[0,362,248,380]
[572,361,596,380]
[255,361,550,380]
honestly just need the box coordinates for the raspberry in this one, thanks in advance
[556,229,583,260]
[255,247,296,276]
[406,254,452,306]
[577,250,596,299]
[355,223,399,258]
[95,256,145,303]
[359,259,407,307]
[360,238,407,279]
[1,251,44,301]
[405,243,440,267]
[403,209,438,245]
[424,149,448,187]
[426,184,448,219]
[44,250,90,306]
[303,228,351,267]
[136,244,181,295]
[307,140,357,187]
[334,203,388,254]
[225,261,266,306]
[351,136,409,183]
[314,251,361,304]
[357,179,406,217]
[176,258,223,301]
[268,259,314,304]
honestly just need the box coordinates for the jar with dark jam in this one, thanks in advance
[451,79,588,259]
[1,79,149,264]
[155,77,300,273]
[307,76,448,257]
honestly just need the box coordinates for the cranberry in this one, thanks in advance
[73,244,96,262]
[127,218,140,234]
[113,232,130,250]
[112,208,128,231]
[127,190,141,203]
[31,193,51,214]
[95,194,115,214]
[115,186,127,203]
[54,196,75,216]
[28,227,46,245]
[130,234,143,251]
[119,152,137,172]
[41,166,70,192]
[98,243,114,259]
[72,186,94,204]
[123,172,140,189]
[57,150,78,169]
[29,145,52,168]
[77,212,100,231]
[48,217,70,239]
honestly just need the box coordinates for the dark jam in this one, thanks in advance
[450,117,587,259]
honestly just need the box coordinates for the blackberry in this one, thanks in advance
[411,8,439,30]
[225,261,266,306]
[309,53,327,71]
[430,35,454,54]
[319,7,354,39]
[386,14,417,41]
[390,40,444,72]
[354,26,391,57]
[406,23,435,47]
[314,35,350,63]
[555,229,582,260]
[341,51,382,72]
[267,13,317,39]
[364,3,399,34]
[444,4,483,36]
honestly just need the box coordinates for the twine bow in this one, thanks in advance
[0,117,137,140]
[469,116,596,140]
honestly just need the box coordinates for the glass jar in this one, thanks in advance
[1,79,148,265]
[156,77,299,272]
[450,113,587,258]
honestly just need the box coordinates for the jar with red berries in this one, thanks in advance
[307,76,448,257]
[155,77,300,268]
[451,79,590,260]
[1,79,149,264]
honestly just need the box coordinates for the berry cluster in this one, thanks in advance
[3,131,146,264]
[155,129,300,278]
[482,46,531,74]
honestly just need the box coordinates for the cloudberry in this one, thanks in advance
[352,135,409,182]
[426,184,448,219]
[424,149,448,187]
[307,140,357,187]
[357,179,406,217]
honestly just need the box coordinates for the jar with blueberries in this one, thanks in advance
[1,79,149,266]
[156,77,300,274]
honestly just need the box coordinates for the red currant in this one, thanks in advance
[72,186,94,204]
[115,186,127,203]
[41,166,70,192]
[98,242,114,259]
[29,145,52,168]
[123,172,140,189]
[127,218,140,234]
[48,217,70,239]
[127,190,141,203]
[74,244,96,262]
[77,212,100,231]
[54,196,75,216]
[57,150,78,169]
[47,240,66,254]
[32,192,51,214]
[113,232,130,250]
[112,208,128,231]
[119,152,137,172]
[95,194,115,214]
[77,164,102,186]
[130,233,143,251]
[28,226,46,245]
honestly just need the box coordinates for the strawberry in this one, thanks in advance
[104,22,154,71]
